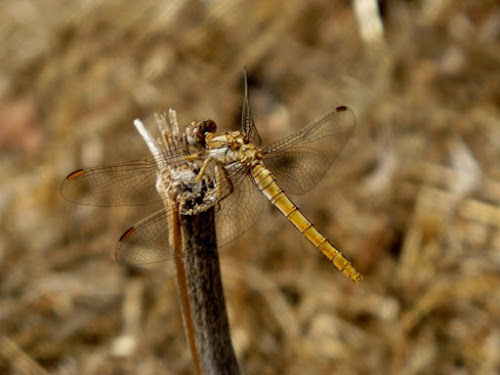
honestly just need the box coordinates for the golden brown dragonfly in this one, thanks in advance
[61,73,362,283]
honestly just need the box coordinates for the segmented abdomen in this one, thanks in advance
[251,163,363,283]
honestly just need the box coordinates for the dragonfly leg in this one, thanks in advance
[184,153,202,162]
[215,163,233,200]
[195,156,215,182]
[196,156,227,182]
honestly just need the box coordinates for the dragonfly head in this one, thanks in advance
[186,119,217,148]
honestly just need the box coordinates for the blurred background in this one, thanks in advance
[1,0,499,374]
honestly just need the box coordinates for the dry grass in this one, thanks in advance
[0,0,499,374]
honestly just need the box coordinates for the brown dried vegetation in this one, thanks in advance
[0,1,499,374]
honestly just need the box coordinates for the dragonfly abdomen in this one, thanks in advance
[251,164,363,283]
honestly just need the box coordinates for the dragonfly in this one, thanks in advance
[61,72,363,283]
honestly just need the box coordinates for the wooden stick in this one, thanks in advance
[180,208,240,375]
[134,114,240,374]
[168,202,203,375]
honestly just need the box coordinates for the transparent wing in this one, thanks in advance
[60,151,188,207]
[261,106,356,195]
[114,161,266,265]
[241,69,262,146]
[215,164,267,247]
[115,208,171,264]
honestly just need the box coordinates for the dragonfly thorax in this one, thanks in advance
[206,131,262,166]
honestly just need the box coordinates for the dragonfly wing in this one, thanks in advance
[117,164,266,263]
[60,152,186,207]
[115,208,172,264]
[116,161,237,264]
[261,106,356,195]
[241,69,262,146]
[215,164,267,247]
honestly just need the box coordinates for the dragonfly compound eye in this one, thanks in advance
[199,119,217,134]
[187,119,217,148]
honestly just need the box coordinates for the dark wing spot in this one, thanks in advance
[119,227,136,242]
[66,169,85,179]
